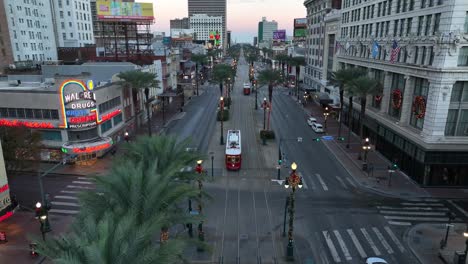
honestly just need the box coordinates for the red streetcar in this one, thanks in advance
[225,130,242,170]
[243,83,251,95]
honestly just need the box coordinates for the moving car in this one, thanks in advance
[311,123,324,133]
[366,257,388,264]
[307,117,317,126]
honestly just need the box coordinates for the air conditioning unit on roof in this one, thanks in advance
[45,78,55,84]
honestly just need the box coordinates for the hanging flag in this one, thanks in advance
[390,40,401,63]
[371,41,379,59]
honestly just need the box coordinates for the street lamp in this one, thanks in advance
[440,212,456,249]
[195,160,205,251]
[220,97,224,145]
[284,162,303,260]
[323,107,330,132]
[362,137,371,162]
[35,202,50,241]
[262,98,268,130]
[254,79,258,110]
[124,131,129,142]
[463,228,468,263]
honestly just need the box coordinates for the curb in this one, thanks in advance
[404,224,425,264]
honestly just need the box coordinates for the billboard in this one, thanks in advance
[294,28,306,38]
[273,30,286,41]
[96,0,154,21]
[294,18,307,27]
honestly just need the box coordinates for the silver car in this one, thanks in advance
[311,123,324,133]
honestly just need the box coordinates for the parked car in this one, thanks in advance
[366,257,388,264]
[307,117,317,126]
[311,123,324,133]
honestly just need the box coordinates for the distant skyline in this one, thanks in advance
[148,0,306,43]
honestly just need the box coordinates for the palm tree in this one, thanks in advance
[275,54,289,82]
[288,57,306,100]
[191,54,208,96]
[257,69,282,130]
[349,76,379,140]
[118,70,160,137]
[212,64,235,98]
[246,53,258,67]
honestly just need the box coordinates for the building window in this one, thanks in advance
[410,78,429,129]
[421,0,426,8]
[465,12,468,34]
[113,113,123,125]
[445,109,468,136]
[41,130,62,141]
[389,73,406,119]
[433,13,441,35]
[451,81,468,103]
[100,120,112,134]
[60,11,63,18]
[458,47,468,66]
[406,17,413,36]
[425,15,432,36]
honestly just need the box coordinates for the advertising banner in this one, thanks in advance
[162,37,172,46]
[294,28,306,38]
[96,0,154,21]
[294,18,307,27]
[273,30,286,41]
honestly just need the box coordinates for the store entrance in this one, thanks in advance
[75,153,97,166]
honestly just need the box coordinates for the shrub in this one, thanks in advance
[260,130,275,140]
[217,109,229,121]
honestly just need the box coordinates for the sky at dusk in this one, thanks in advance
[147,0,306,43]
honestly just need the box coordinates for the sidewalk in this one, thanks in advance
[298,95,468,199]
[407,223,468,264]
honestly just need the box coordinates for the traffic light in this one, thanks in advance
[337,137,345,141]
[392,163,398,170]
[278,159,282,165]
[313,138,321,142]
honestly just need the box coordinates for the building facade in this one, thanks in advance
[2,0,58,62]
[303,0,342,92]
[321,9,341,103]
[257,17,278,48]
[190,14,223,43]
[51,0,95,47]
[0,1,14,74]
[170,17,190,30]
[337,0,468,186]
[188,0,227,49]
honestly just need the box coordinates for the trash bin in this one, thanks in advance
[454,251,466,264]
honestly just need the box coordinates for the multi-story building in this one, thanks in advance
[170,17,190,30]
[303,0,342,92]
[320,9,341,103]
[257,17,278,48]
[190,14,223,44]
[337,0,468,186]
[188,0,227,49]
[2,0,58,62]
[0,1,14,74]
[51,0,95,47]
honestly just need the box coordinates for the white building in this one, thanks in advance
[51,0,95,47]
[3,0,58,61]
[189,14,223,44]
[336,0,468,186]
[258,17,278,48]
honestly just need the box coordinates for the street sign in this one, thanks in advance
[322,135,334,141]
[276,165,281,169]
[297,137,302,142]
[190,210,199,215]
[388,170,395,173]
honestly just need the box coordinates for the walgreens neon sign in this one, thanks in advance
[0,119,55,129]
[73,142,112,153]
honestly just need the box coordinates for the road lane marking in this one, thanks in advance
[379,210,447,216]
[322,231,341,263]
[77,177,92,181]
[315,174,329,191]
[372,227,394,254]
[448,200,468,218]
[335,176,348,189]
[54,195,78,200]
[334,230,352,261]
[345,178,357,188]
[306,174,317,190]
[51,201,80,207]
[66,185,93,190]
[61,190,80,194]
[384,216,449,221]
[384,226,406,253]
[377,206,449,211]
[401,202,444,206]
[388,221,412,226]
[346,229,367,259]
[72,181,93,185]
[49,209,79,214]
[360,228,381,256]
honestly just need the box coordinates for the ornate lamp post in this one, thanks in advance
[35,202,51,241]
[195,160,205,251]
[284,162,303,260]
[323,106,330,132]
[254,79,258,110]
[362,137,371,162]
[227,77,231,109]
[262,97,268,130]
[220,97,224,145]
[463,227,468,263]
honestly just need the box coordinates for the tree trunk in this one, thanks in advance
[195,64,199,96]
[268,84,273,103]
[359,97,366,138]
[338,85,344,138]
[219,83,223,96]
[346,96,353,148]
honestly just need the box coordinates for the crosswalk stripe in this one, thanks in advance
[77,177,91,181]
[51,201,80,207]
[379,210,447,216]
[388,221,412,226]
[345,178,357,188]
[316,174,329,191]
[384,216,448,221]
[67,185,94,190]
[49,209,79,214]
[298,172,308,189]
[346,229,367,259]
[322,231,341,263]
[448,200,468,218]
[384,226,406,253]
[377,206,449,211]
[72,181,93,185]
[372,227,394,254]
[335,176,348,189]
[401,202,444,206]
[306,174,317,190]
[54,195,78,200]
[333,230,352,261]
[360,228,381,256]
[61,190,80,194]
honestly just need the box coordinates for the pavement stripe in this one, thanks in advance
[377,206,449,211]
[372,227,394,254]
[384,216,448,221]
[388,221,412,226]
[322,231,341,263]
[306,174,317,190]
[72,181,93,185]
[384,226,406,253]
[61,190,80,194]
[346,229,367,259]
[54,195,78,200]
[334,176,348,190]
[379,210,447,216]
[299,172,308,189]
[448,200,468,218]
[315,173,329,191]
[345,178,357,188]
[401,202,444,206]
[77,177,91,180]
[360,228,381,256]
[51,201,80,207]
[333,230,352,261]
[49,209,79,214]
[66,185,94,190]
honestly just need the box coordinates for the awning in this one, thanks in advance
[318,92,333,105]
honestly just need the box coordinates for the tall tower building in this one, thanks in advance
[170,17,190,30]
[190,14,222,44]
[188,0,226,49]
[257,17,278,48]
